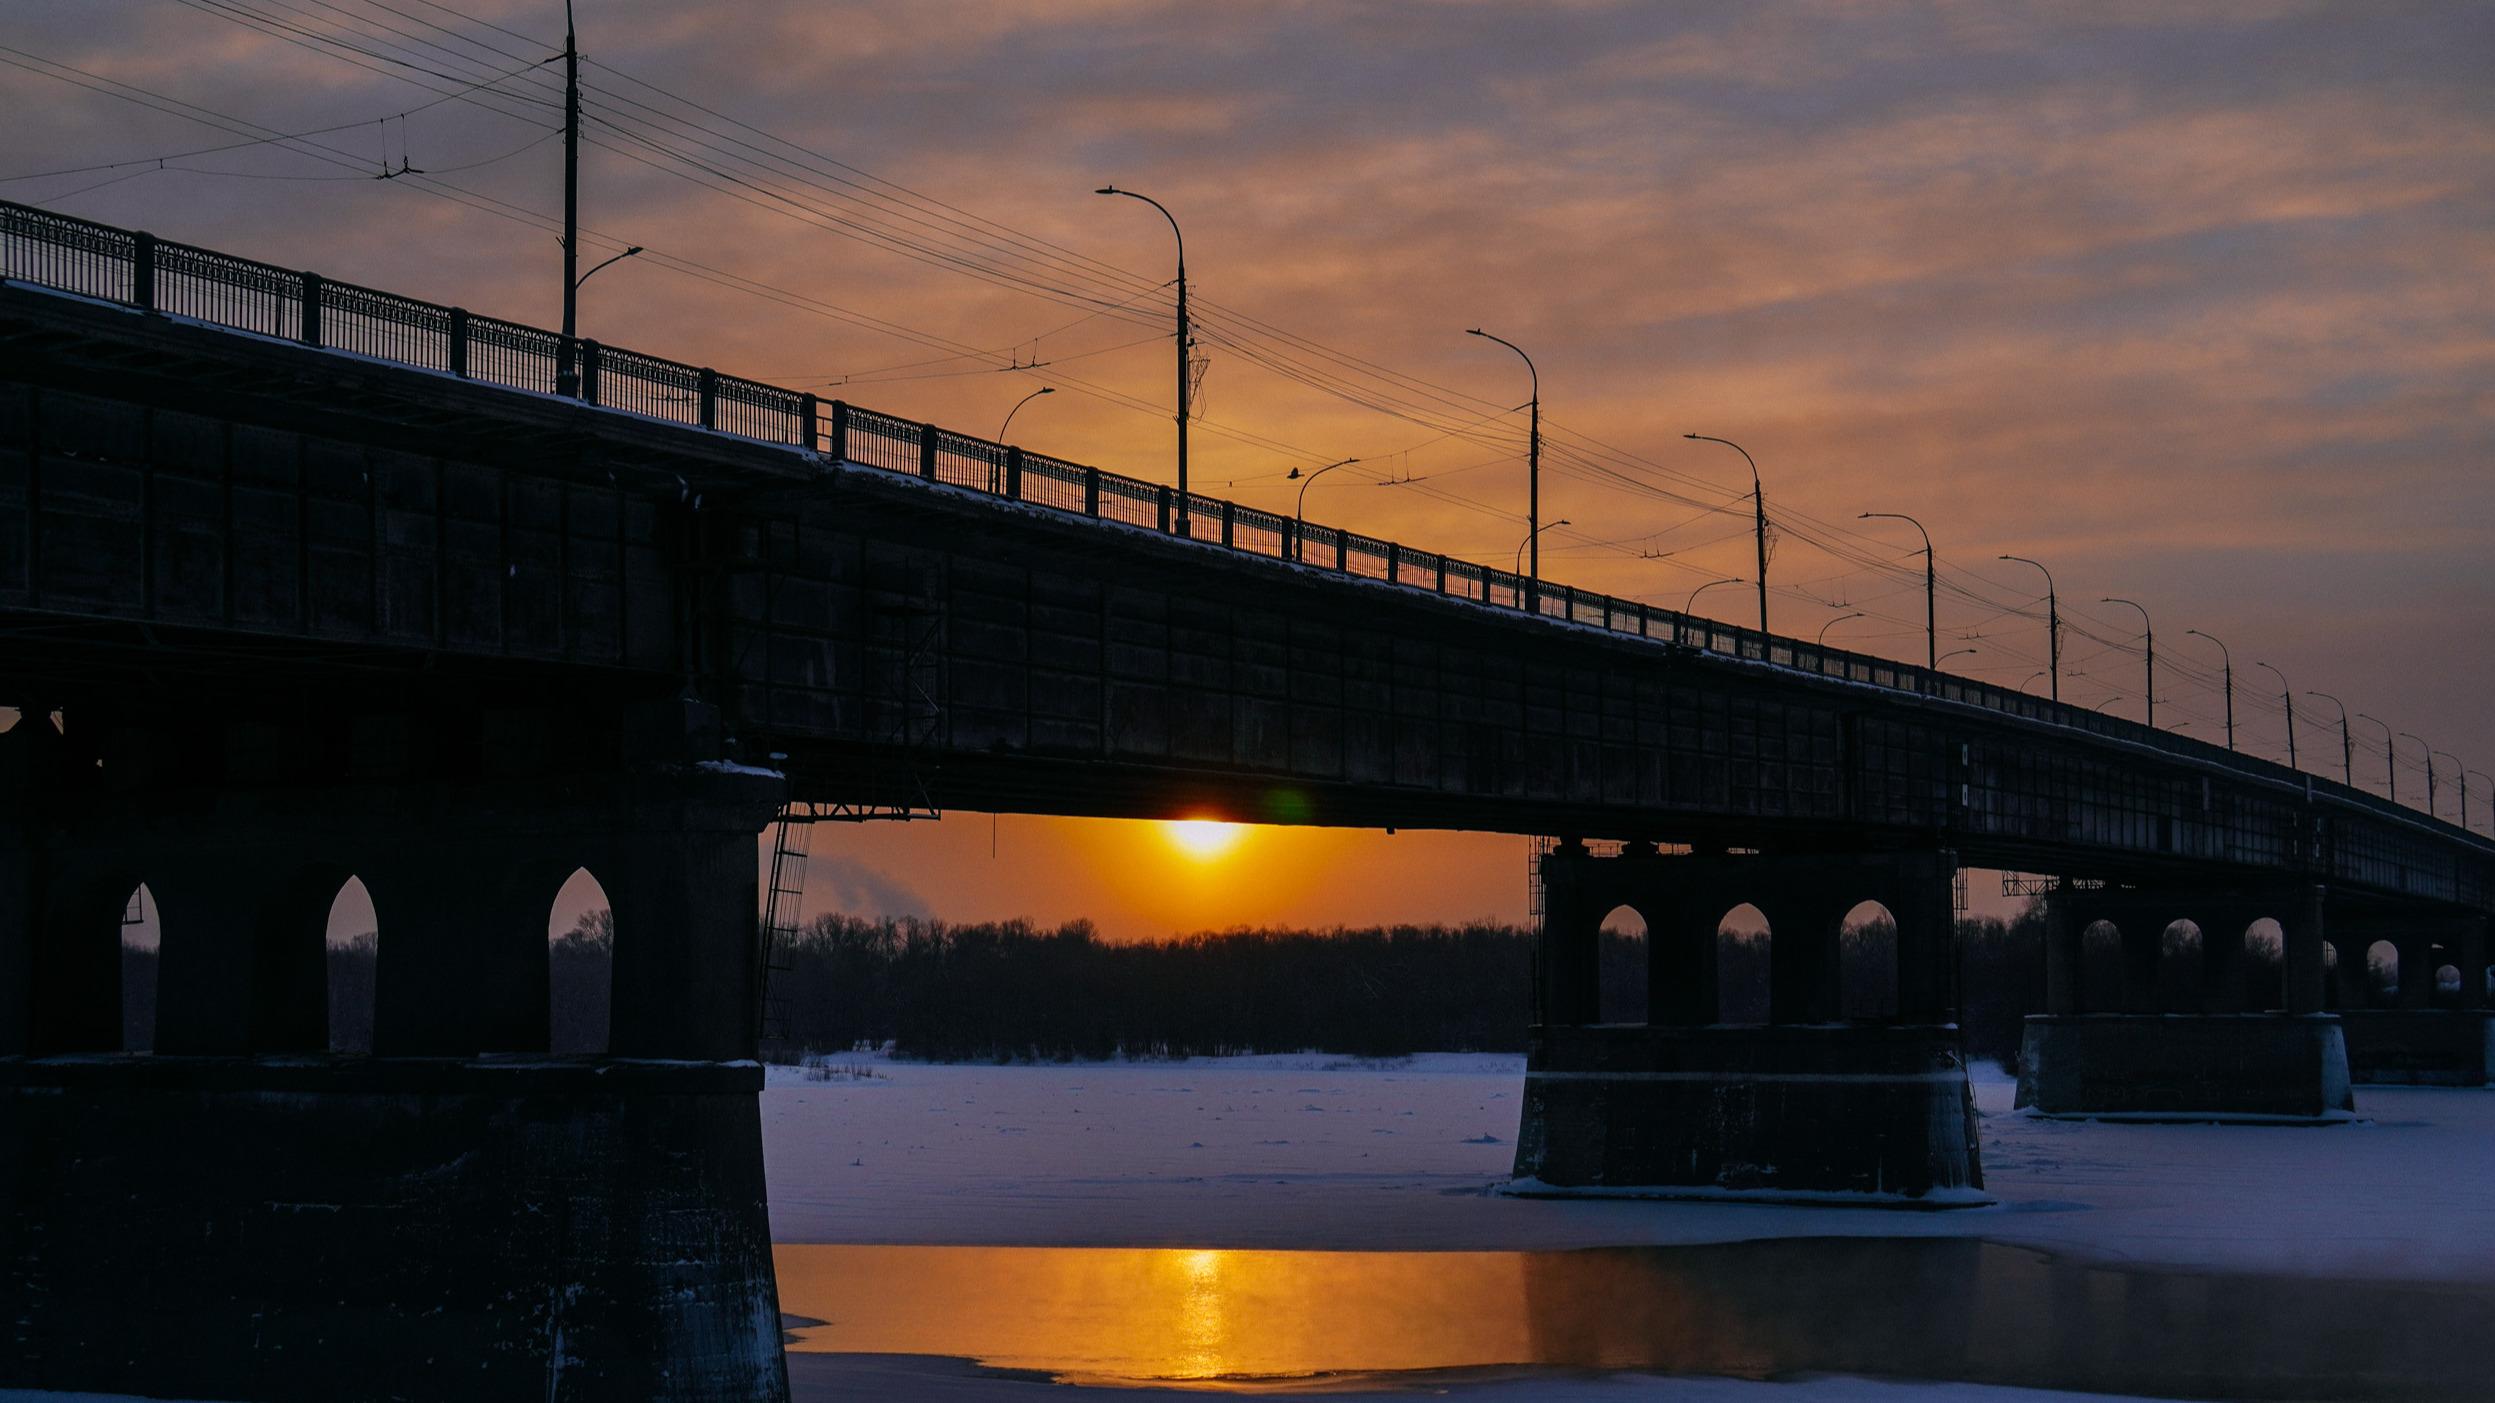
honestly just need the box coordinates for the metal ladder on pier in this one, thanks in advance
[756,787,813,1055]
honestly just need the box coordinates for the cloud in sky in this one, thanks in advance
[4,1,2488,925]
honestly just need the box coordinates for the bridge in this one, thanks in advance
[3,200,2489,1400]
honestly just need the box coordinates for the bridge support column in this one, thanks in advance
[1,757,791,1403]
[1511,846,1984,1204]
[2017,883,2353,1120]
[2332,911,2493,1086]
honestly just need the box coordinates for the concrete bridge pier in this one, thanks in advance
[0,711,791,1403]
[2329,912,2491,1085]
[1510,844,1984,1204]
[2016,884,2353,1119]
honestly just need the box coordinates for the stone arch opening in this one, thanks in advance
[1717,903,1770,1025]
[550,867,616,1054]
[1839,900,1897,1020]
[2365,939,2399,1008]
[326,876,378,1054]
[1595,904,1647,1025]
[2159,920,2204,1013]
[2240,918,2285,1012]
[2432,962,2463,1010]
[2321,940,2342,1010]
[2079,919,2124,1012]
[120,881,159,1051]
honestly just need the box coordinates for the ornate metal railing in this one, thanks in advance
[1,197,2483,856]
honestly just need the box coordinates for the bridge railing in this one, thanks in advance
[2,197,2481,853]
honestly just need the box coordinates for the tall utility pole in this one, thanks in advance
[2357,712,2394,803]
[1096,187,1190,534]
[2253,661,2296,768]
[2306,691,2352,785]
[2433,753,2465,828]
[1860,512,1934,669]
[2185,630,2234,751]
[2102,598,2153,727]
[1465,330,1540,601]
[556,0,580,398]
[1686,435,1766,634]
[1998,555,2059,702]
[2402,733,2437,817]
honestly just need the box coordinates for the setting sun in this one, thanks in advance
[1163,820,1243,860]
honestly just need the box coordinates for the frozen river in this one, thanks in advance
[761,1054,2495,1400]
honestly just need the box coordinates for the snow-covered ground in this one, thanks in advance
[763,1052,2495,1283]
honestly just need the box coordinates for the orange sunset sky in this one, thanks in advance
[9,1,2489,938]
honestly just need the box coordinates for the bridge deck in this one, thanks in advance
[1,200,2486,911]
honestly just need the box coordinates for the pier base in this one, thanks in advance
[2015,1014,2353,1121]
[0,1055,787,1403]
[2338,1010,2494,1086]
[1511,1023,1986,1203]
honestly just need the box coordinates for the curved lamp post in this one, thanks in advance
[1939,646,1977,669]
[998,386,1053,442]
[2433,752,2465,829]
[1686,576,1744,615]
[2183,629,2234,751]
[1859,512,1934,669]
[2400,733,2438,818]
[2356,713,2396,803]
[1516,519,1570,581]
[1287,457,1360,561]
[1817,612,1865,647]
[1685,434,1768,635]
[1466,329,1541,602]
[2101,598,2154,727]
[2305,691,2353,785]
[2252,662,2295,769]
[1998,555,2059,702]
[1094,186,1190,534]
[992,386,1055,493]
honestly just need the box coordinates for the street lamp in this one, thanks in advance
[557,245,640,397]
[1686,576,1744,615]
[2400,733,2438,818]
[2094,694,2125,714]
[993,386,1055,493]
[1466,330,1541,602]
[1998,555,2059,702]
[2100,598,2153,728]
[1859,512,1934,669]
[1287,457,1360,561]
[2433,752,2465,828]
[2252,662,2295,769]
[2184,630,2234,750]
[1095,186,1191,534]
[2022,670,2048,694]
[1516,519,1571,581]
[2356,713,2395,803]
[998,386,1053,443]
[2305,691,2353,786]
[1939,646,1977,668]
[1817,612,1865,646]
[1685,434,1768,635]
